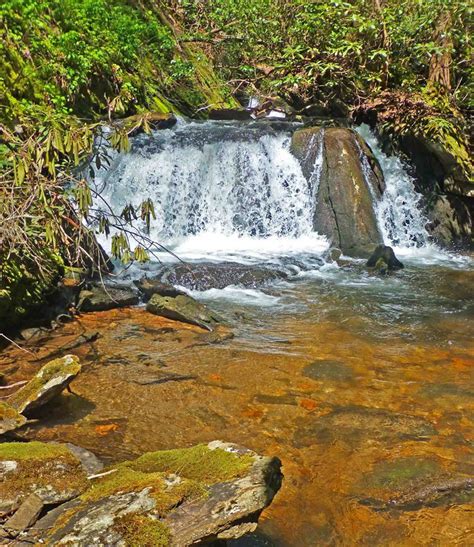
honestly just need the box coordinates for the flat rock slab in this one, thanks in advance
[8,355,81,415]
[78,286,138,312]
[44,441,282,546]
[147,294,222,331]
[159,262,288,291]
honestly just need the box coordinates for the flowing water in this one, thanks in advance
[3,120,473,545]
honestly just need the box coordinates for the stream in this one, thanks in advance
[3,120,473,545]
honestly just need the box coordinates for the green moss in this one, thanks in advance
[8,355,81,412]
[114,514,170,547]
[0,402,27,433]
[127,444,254,484]
[0,440,72,461]
[0,441,88,501]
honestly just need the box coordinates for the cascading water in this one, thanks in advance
[356,124,430,251]
[93,119,447,270]
[93,120,328,263]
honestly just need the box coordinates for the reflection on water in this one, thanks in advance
[1,259,473,546]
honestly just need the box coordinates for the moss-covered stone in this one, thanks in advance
[0,441,88,505]
[8,355,81,414]
[114,513,170,547]
[0,401,27,435]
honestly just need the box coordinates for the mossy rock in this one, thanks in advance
[0,441,89,507]
[45,441,282,545]
[8,355,81,415]
[146,294,222,331]
[0,401,27,435]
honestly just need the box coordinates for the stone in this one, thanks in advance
[8,355,81,415]
[159,262,288,291]
[146,294,222,331]
[291,127,385,257]
[356,456,474,510]
[133,278,187,301]
[0,441,89,508]
[78,285,139,312]
[44,441,282,546]
[4,493,44,534]
[0,401,27,435]
[425,194,473,247]
[366,245,404,271]
[294,405,437,447]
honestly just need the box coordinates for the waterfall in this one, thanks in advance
[93,120,328,261]
[93,119,435,265]
[356,124,430,250]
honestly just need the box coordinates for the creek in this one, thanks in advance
[5,119,473,545]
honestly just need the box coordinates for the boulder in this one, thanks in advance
[8,355,81,415]
[146,294,221,331]
[159,262,288,291]
[134,278,187,301]
[78,285,139,312]
[44,441,282,545]
[425,194,473,247]
[366,245,404,272]
[291,127,384,257]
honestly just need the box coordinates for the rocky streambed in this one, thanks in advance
[1,255,473,545]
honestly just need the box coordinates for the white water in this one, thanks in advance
[94,120,328,263]
[93,120,470,279]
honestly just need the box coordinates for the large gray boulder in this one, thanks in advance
[292,127,384,257]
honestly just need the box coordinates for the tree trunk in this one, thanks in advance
[428,12,453,92]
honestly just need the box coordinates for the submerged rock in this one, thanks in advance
[42,441,282,545]
[294,405,436,447]
[366,245,404,272]
[147,294,222,331]
[134,278,187,301]
[291,127,384,257]
[159,262,288,291]
[78,285,139,312]
[356,456,474,511]
[8,355,81,415]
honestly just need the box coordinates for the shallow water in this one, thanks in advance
[2,258,473,546]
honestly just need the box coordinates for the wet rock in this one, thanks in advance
[78,285,138,312]
[0,402,27,435]
[134,277,187,301]
[303,360,354,382]
[366,245,404,272]
[147,294,222,331]
[356,456,474,511]
[8,355,81,415]
[44,441,282,545]
[425,193,473,248]
[159,262,288,291]
[292,127,384,257]
[294,405,436,447]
